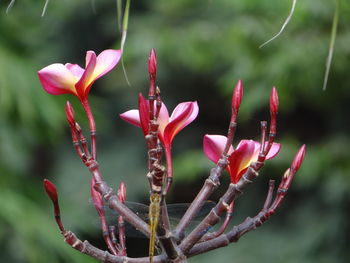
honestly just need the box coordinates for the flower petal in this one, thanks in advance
[266,142,281,159]
[75,51,97,99]
[38,63,77,95]
[138,93,150,135]
[250,141,281,161]
[228,140,256,183]
[203,135,233,163]
[163,101,199,145]
[119,109,141,127]
[94,49,122,79]
[169,101,199,123]
[120,97,170,139]
[157,103,169,136]
[65,63,84,80]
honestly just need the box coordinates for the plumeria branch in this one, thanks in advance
[81,99,97,160]
[116,182,127,256]
[65,104,153,256]
[176,86,279,252]
[188,145,306,257]
[40,48,306,263]
[43,179,177,263]
[145,50,180,262]
[180,159,265,254]
[172,80,243,241]
[199,202,234,242]
[64,230,167,263]
[66,101,118,254]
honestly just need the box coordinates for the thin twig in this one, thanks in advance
[323,0,339,91]
[41,0,50,17]
[199,201,234,242]
[6,0,15,14]
[120,0,131,86]
[259,0,297,48]
[188,180,277,256]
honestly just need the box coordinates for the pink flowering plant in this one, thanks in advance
[40,48,306,263]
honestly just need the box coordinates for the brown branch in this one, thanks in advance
[93,178,150,238]
[65,105,151,239]
[179,164,258,254]
[172,120,235,241]
[172,143,231,241]
[66,104,118,254]
[143,49,180,261]
[199,201,234,242]
[263,180,275,210]
[63,230,168,263]
[187,151,306,259]
[179,109,279,253]
[173,81,243,240]
[161,198,171,231]
[157,227,183,260]
[80,99,97,160]
[117,183,127,256]
[172,170,222,241]
[187,180,277,256]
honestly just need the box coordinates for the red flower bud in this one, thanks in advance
[65,101,75,125]
[269,87,279,115]
[232,80,243,113]
[43,179,65,232]
[118,182,126,203]
[291,144,306,173]
[43,179,58,203]
[148,48,157,78]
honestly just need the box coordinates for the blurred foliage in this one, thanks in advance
[0,0,350,262]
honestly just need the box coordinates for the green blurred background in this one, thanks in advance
[0,0,349,262]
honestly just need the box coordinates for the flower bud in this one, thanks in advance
[43,179,65,232]
[291,144,306,173]
[232,80,243,113]
[269,87,279,115]
[118,182,127,203]
[148,48,157,78]
[65,101,75,126]
[43,179,58,203]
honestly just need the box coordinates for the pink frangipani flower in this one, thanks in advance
[120,94,199,184]
[203,135,280,183]
[120,94,198,147]
[38,49,122,102]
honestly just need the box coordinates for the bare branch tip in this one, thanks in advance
[270,87,279,114]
